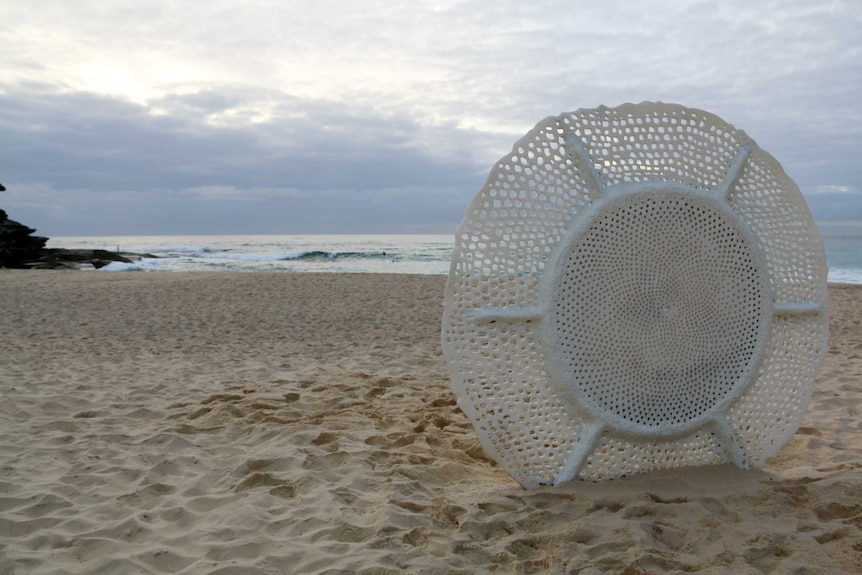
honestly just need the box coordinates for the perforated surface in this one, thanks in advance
[548,188,772,435]
[441,102,828,487]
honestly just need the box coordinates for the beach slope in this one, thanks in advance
[1,271,860,574]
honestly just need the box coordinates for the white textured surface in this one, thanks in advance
[441,102,829,487]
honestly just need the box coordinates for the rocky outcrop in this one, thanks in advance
[30,248,143,270]
[0,208,50,268]
[0,207,154,269]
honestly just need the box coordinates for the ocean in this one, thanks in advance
[46,235,455,275]
[47,227,862,283]
[817,222,862,284]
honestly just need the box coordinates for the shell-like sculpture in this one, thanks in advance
[441,103,828,487]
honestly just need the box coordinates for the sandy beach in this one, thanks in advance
[1,271,860,574]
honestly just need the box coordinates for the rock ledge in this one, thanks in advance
[0,207,155,269]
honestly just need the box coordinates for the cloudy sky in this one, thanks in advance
[1,0,859,236]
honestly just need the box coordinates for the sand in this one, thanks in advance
[0,271,860,574]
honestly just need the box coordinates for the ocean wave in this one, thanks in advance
[99,259,165,271]
[280,250,391,261]
[51,234,452,274]
[94,247,424,273]
[828,268,862,284]
[145,246,221,254]
[140,249,396,262]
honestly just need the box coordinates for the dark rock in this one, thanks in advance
[34,249,130,269]
[29,249,156,269]
[1,207,156,269]
[0,208,49,268]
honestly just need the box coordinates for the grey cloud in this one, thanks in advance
[1,0,859,235]
[1,82,487,190]
[0,83,488,234]
[4,183,473,236]
[804,189,862,223]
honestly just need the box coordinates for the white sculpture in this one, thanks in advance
[441,102,828,487]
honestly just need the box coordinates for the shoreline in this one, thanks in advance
[1,272,860,573]
[5,267,862,287]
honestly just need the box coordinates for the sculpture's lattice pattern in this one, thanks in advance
[441,103,828,487]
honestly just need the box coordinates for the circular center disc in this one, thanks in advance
[547,188,771,434]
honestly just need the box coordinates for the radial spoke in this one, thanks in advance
[715,144,751,200]
[773,301,823,317]
[708,415,746,467]
[565,133,605,196]
[466,305,542,324]
[555,422,606,484]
